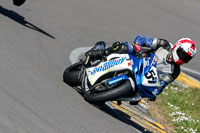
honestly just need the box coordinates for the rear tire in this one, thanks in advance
[63,62,82,87]
[84,80,133,103]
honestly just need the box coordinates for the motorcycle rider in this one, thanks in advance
[85,35,197,100]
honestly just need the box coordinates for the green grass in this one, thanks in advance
[158,85,200,133]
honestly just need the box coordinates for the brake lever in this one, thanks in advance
[84,56,90,65]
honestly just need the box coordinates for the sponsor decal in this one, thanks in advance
[144,59,149,68]
[91,57,126,75]
[145,55,157,68]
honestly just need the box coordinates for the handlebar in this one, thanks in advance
[84,46,151,64]
[141,47,152,53]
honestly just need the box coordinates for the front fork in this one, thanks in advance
[107,74,135,92]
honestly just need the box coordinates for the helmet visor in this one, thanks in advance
[177,47,192,63]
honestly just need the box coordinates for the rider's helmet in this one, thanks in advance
[172,38,197,65]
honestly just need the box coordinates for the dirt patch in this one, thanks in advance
[148,97,175,133]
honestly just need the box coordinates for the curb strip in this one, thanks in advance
[176,72,200,88]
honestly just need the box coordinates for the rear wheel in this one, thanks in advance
[63,62,82,87]
[84,80,133,103]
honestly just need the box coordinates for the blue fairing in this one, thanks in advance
[129,54,158,99]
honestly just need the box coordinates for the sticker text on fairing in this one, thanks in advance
[91,57,126,75]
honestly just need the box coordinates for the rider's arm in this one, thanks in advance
[154,65,181,96]
[104,41,131,55]
[107,41,142,54]
[85,41,131,59]
[134,35,171,52]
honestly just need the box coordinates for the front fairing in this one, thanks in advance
[129,54,159,99]
[85,54,132,85]
[85,53,159,99]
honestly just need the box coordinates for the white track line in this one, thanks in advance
[181,67,200,76]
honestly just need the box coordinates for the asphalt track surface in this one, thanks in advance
[0,0,200,133]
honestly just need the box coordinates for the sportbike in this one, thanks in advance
[63,47,159,105]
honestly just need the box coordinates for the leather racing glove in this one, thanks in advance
[132,43,142,53]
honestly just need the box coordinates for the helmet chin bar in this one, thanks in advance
[166,52,174,64]
[175,59,184,65]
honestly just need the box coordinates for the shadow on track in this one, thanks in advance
[0,6,55,39]
[72,87,151,133]
[97,103,152,133]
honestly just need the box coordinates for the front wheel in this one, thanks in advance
[84,80,133,103]
[63,62,83,87]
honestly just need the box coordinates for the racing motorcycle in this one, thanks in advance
[63,46,159,104]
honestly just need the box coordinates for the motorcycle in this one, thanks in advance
[63,46,159,105]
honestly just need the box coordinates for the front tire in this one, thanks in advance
[63,62,82,87]
[84,80,133,103]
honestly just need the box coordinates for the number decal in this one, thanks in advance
[145,70,157,83]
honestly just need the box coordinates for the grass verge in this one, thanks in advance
[149,84,200,133]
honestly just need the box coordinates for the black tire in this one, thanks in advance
[63,62,82,87]
[84,80,133,103]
